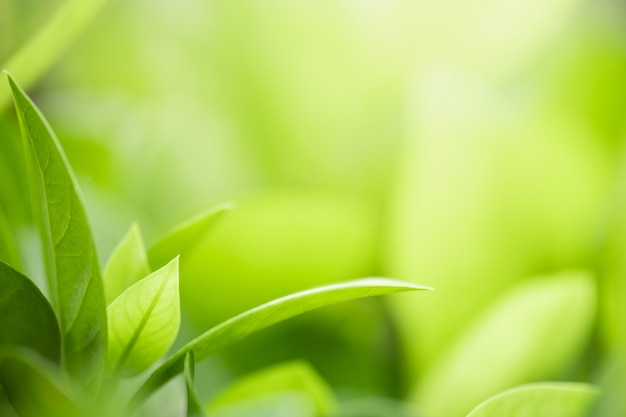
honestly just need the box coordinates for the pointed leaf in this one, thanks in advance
[208,361,336,416]
[147,202,234,270]
[7,74,107,383]
[103,223,150,304]
[0,347,85,417]
[107,257,180,377]
[0,261,61,364]
[129,278,432,409]
[184,352,206,417]
[413,272,596,417]
[466,382,599,417]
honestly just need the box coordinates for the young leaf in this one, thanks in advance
[208,361,336,416]
[103,223,150,304]
[0,0,111,110]
[0,261,61,364]
[107,257,180,377]
[413,272,596,417]
[0,347,84,417]
[147,202,234,270]
[7,73,107,383]
[184,352,206,417]
[128,278,432,409]
[465,382,599,417]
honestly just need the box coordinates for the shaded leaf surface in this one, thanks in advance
[184,352,206,417]
[130,278,432,409]
[0,261,60,363]
[7,74,107,383]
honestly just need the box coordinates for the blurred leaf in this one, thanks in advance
[0,0,111,110]
[0,261,61,364]
[107,257,180,377]
[334,397,417,417]
[0,347,84,417]
[103,223,150,305]
[7,73,107,383]
[466,382,599,417]
[208,361,336,416]
[207,391,316,417]
[184,351,206,417]
[413,272,595,417]
[129,278,432,410]
[148,202,234,271]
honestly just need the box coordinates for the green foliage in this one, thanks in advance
[466,382,599,417]
[8,73,106,383]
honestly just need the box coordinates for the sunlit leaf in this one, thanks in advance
[0,347,84,417]
[208,361,336,416]
[413,272,595,417]
[0,261,60,364]
[129,278,432,410]
[466,382,599,417]
[147,202,234,270]
[107,257,180,377]
[103,223,150,305]
[184,351,206,417]
[7,73,107,383]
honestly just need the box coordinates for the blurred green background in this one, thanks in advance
[2,0,626,416]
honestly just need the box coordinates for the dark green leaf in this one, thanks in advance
[147,202,234,270]
[128,278,432,410]
[0,260,61,364]
[466,382,599,417]
[0,347,84,417]
[6,74,107,383]
[184,351,206,417]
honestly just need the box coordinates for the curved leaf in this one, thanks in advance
[466,382,599,417]
[0,261,61,364]
[0,347,84,417]
[208,361,336,416]
[413,272,596,417]
[0,0,112,110]
[7,74,107,383]
[107,257,180,377]
[147,202,234,270]
[184,352,206,417]
[103,223,150,305]
[128,278,432,410]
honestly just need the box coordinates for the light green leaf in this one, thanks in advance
[413,272,596,417]
[466,382,599,417]
[0,261,61,364]
[147,202,234,270]
[0,347,84,417]
[184,351,206,417]
[208,361,336,416]
[7,73,107,383]
[103,223,150,305]
[128,278,432,410]
[107,257,180,377]
[0,0,111,110]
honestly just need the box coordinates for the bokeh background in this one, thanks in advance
[1,0,626,416]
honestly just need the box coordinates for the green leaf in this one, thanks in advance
[0,0,111,110]
[0,347,84,417]
[412,272,596,417]
[128,278,432,410]
[147,202,234,270]
[0,261,61,364]
[6,73,107,383]
[107,257,180,377]
[184,352,206,417]
[466,382,599,417]
[208,361,336,416]
[103,223,150,305]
